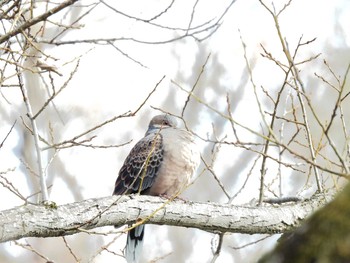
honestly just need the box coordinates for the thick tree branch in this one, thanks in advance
[0,194,331,243]
[260,183,350,262]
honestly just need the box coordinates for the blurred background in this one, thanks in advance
[0,0,350,262]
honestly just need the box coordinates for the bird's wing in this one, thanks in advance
[113,133,163,195]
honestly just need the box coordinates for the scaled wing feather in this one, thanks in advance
[113,133,163,195]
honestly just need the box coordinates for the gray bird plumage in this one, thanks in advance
[113,114,200,263]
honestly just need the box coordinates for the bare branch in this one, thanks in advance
[33,60,80,119]
[0,0,80,45]
[181,53,211,117]
[258,1,323,191]
[17,66,49,202]
[43,75,165,150]
[0,120,16,149]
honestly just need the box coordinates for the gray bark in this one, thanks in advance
[0,194,330,243]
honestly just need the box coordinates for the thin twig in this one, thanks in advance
[14,240,52,262]
[0,120,16,148]
[0,0,80,44]
[181,53,211,117]
[239,31,279,204]
[33,59,80,119]
[259,1,323,191]
[43,75,165,150]
[62,236,81,262]
[174,79,350,178]
[210,233,225,263]
[16,64,49,202]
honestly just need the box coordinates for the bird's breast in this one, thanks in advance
[147,128,200,196]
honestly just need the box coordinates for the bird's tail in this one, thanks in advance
[125,225,145,263]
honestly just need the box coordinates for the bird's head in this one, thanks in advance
[146,114,177,134]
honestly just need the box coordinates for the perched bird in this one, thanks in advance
[113,114,200,263]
